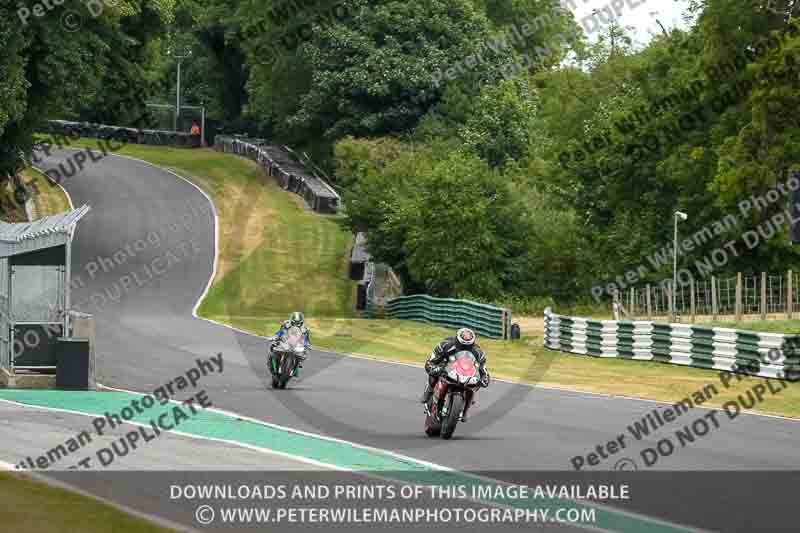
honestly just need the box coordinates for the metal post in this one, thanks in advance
[672,211,687,322]
[201,105,206,147]
[7,266,12,372]
[673,217,678,322]
[789,269,793,319]
[761,272,767,320]
[176,59,182,132]
[630,287,635,318]
[646,284,652,320]
[736,272,743,322]
[711,276,718,320]
[690,276,695,323]
[65,236,72,336]
[666,282,673,322]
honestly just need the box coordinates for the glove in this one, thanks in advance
[480,371,491,388]
[430,365,445,377]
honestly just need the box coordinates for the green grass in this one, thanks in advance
[23,168,71,216]
[1,178,29,222]
[0,472,181,533]
[50,137,800,418]
[706,319,800,334]
[218,315,800,419]
[62,139,355,319]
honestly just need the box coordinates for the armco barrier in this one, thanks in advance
[384,295,511,339]
[543,308,800,380]
[44,120,201,148]
[214,135,340,214]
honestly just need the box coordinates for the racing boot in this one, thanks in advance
[419,383,433,404]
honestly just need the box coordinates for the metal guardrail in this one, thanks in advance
[384,294,511,339]
[215,135,340,214]
[44,120,201,148]
[543,308,800,380]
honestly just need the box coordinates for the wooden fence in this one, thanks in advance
[616,271,800,322]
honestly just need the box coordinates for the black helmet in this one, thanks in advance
[290,312,305,327]
[456,328,476,346]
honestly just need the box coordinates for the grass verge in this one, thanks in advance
[22,168,71,216]
[51,138,800,418]
[215,315,800,419]
[0,472,180,533]
[61,140,355,319]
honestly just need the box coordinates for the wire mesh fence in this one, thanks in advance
[614,271,800,322]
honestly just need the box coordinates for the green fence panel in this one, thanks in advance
[384,295,511,339]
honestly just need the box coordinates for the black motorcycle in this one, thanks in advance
[268,326,307,389]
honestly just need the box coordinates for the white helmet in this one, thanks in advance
[456,328,476,346]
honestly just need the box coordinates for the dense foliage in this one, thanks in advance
[4,0,800,304]
[0,0,176,181]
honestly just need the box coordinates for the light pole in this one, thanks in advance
[673,211,688,321]
[167,48,192,131]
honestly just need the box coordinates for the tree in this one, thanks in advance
[0,1,176,187]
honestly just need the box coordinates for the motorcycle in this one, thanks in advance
[268,326,307,389]
[424,350,482,439]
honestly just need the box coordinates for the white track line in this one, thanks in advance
[0,398,344,472]
[32,165,75,209]
[40,148,800,427]
[98,383,452,472]
[24,148,706,532]
[336,350,800,423]
[0,397,697,533]
[0,456,203,533]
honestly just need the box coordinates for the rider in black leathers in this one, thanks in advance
[419,328,490,422]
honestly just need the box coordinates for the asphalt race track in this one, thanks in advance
[18,148,800,531]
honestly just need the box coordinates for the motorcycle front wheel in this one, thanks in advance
[278,353,295,389]
[440,393,464,440]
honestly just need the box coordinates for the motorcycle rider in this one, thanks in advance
[419,327,490,422]
[269,312,311,377]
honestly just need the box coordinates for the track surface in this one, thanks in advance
[0,402,319,470]
[34,149,800,472]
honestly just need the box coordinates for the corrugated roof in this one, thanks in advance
[0,205,90,243]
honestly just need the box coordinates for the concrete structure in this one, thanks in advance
[0,206,93,388]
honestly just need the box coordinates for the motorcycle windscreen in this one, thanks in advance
[451,351,478,378]
[285,326,303,347]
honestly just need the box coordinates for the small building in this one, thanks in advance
[349,232,371,281]
[0,205,93,388]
